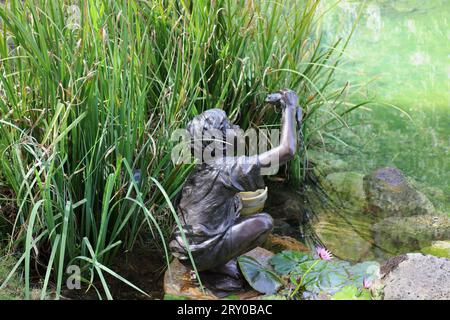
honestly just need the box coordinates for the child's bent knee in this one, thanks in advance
[252,213,273,233]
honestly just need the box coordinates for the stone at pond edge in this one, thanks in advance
[363,167,435,217]
[372,215,450,258]
[163,247,273,300]
[262,234,310,254]
[421,240,450,259]
[381,253,450,300]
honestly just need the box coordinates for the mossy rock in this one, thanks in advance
[364,167,435,217]
[421,241,450,259]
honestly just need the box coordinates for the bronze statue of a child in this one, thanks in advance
[169,90,300,294]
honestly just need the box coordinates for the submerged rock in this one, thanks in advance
[312,212,374,262]
[322,171,367,209]
[363,167,435,217]
[421,240,450,259]
[373,215,450,257]
[381,253,450,300]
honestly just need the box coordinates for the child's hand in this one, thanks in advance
[265,89,299,108]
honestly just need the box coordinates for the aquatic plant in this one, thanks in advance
[269,250,378,300]
[0,0,363,299]
[236,250,379,300]
[363,277,372,289]
[316,246,333,261]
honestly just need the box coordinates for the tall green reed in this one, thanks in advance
[0,0,362,299]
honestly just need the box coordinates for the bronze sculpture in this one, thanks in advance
[169,89,300,295]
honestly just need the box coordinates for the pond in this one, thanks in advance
[307,0,449,262]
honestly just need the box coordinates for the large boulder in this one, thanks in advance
[373,215,450,257]
[381,253,450,300]
[363,167,435,217]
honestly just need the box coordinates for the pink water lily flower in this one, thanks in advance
[363,278,372,289]
[315,246,333,261]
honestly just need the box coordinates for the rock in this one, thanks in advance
[322,171,367,209]
[262,234,309,254]
[381,253,450,300]
[373,215,450,257]
[163,259,215,300]
[363,167,435,217]
[380,254,408,276]
[312,212,373,262]
[163,247,272,300]
[421,240,450,259]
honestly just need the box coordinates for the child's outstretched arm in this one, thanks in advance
[258,89,299,168]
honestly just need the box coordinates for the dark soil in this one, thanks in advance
[0,187,16,236]
[62,246,166,300]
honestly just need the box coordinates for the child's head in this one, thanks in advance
[186,109,240,160]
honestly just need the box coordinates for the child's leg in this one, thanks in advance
[198,212,274,295]
[228,212,274,256]
[208,212,274,274]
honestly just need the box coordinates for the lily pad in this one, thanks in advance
[331,285,372,300]
[269,250,380,299]
[269,250,312,275]
[238,256,284,295]
[299,260,351,295]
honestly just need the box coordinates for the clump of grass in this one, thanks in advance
[0,0,363,299]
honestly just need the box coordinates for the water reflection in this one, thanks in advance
[308,0,450,261]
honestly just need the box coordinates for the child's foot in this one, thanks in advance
[210,259,242,280]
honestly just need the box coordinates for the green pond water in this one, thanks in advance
[309,0,449,262]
